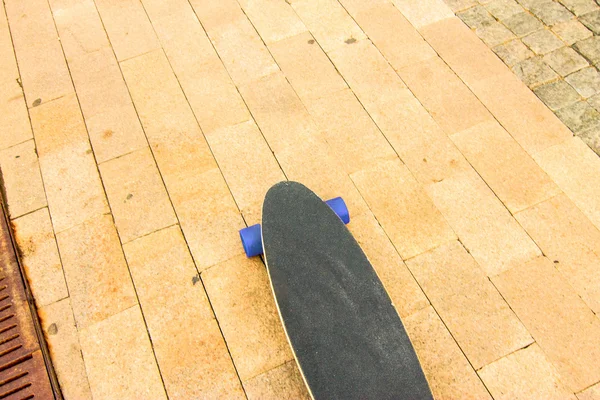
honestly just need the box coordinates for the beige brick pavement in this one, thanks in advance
[1,0,600,398]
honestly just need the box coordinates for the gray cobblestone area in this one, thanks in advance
[446,0,600,155]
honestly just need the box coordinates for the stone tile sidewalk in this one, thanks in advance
[448,0,600,154]
[1,0,600,398]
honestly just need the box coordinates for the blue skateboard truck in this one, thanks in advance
[240,197,350,257]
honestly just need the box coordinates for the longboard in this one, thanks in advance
[261,181,433,400]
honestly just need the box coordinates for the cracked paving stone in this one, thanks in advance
[513,57,559,86]
[476,21,517,46]
[522,29,565,54]
[559,0,599,16]
[552,19,593,45]
[580,9,600,34]
[493,39,535,66]
[533,80,581,110]
[543,46,589,75]
[485,0,524,19]
[565,66,600,97]
[530,1,574,25]
[457,6,496,28]
[504,12,544,36]
[555,100,600,132]
[578,125,600,154]
[574,36,600,64]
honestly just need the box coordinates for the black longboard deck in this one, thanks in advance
[262,182,433,400]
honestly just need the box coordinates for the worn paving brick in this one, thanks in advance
[79,306,167,398]
[556,100,600,131]
[203,255,293,381]
[522,29,565,55]
[451,120,561,212]
[38,298,92,400]
[566,66,600,97]
[485,0,524,19]
[404,306,492,399]
[513,56,559,87]
[425,168,541,275]
[268,32,348,102]
[392,0,454,28]
[516,193,600,313]
[406,241,532,369]
[534,79,581,110]
[580,9,600,34]
[476,21,517,46]
[305,89,396,175]
[351,159,456,260]
[205,120,285,225]
[544,46,589,75]
[579,124,600,154]
[85,102,148,164]
[56,214,138,328]
[457,5,496,28]
[12,208,68,307]
[560,0,598,15]
[123,226,245,398]
[99,147,177,243]
[0,140,46,218]
[351,2,437,69]
[399,56,493,134]
[552,19,593,44]
[348,212,430,318]
[504,12,544,36]
[478,344,577,400]
[29,94,109,233]
[244,361,310,399]
[290,0,366,52]
[578,382,600,400]
[94,0,160,61]
[493,38,535,66]
[574,36,600,64]
[121,50,244,269]
[530,1,574,24]
[237,0,307,44]
[534,137,600,234]
[48,0,109,61]
[493,256,600,392]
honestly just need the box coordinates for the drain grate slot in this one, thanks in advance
[0,198,60,399]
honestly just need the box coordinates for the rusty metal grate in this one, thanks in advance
[0,198,60,399]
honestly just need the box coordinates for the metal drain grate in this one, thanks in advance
[0,198,60,399]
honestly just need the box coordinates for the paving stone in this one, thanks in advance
[390,0,454,29]
[587,92,600,111]
[516,0,553,9]
[485,0,524,19]
[492,256,600,392]
[493,39,534,65]
[406,241,532,369]
[534,79,581,109]
[556,100,600,131]
[566,66,600,97]
[579,124,600,154]
[235,0,307,44]
[580,9,600,33]
[504,12,544,36]
[574,36,600,64]
[515,193,600,313]
[457,5,496,28]
[543,46,589,75]
[512,56,559,86]
[244,361,310,399]
[478,344,577,400]
[559,0,599,15]
[445,0,478,11]
[522,29,565,55]
[350,159,456,260]
[552,19,593,44]
[476,21,517,45]
[530,1,574,24]
[577,382,600,400]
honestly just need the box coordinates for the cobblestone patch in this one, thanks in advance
[448,0,600,155]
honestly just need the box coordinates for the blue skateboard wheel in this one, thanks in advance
[325,197,350,224]
[240,224,263,257]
